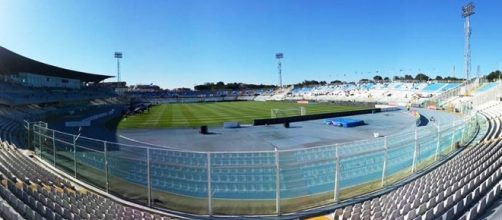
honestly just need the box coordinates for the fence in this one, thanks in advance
[434,77,480,106]
[27,113,479,215]
[472,82,502,108]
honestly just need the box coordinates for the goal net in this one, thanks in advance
[271,107,306,118]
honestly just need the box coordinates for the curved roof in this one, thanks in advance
[0,47,113,83]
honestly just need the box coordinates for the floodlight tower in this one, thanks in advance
[276,53,284,87]
[114,52,123,82]
[462,2,475,81]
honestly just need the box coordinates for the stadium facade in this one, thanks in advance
[0,47,111,89]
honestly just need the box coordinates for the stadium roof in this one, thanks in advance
[0,47,113,83]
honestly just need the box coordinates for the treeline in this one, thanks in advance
[392,73,463,82]
[296,73,464,87]
[194,82,277,91]
[487,70,502,82]
[294,80,328,87]
[193,71,491,91]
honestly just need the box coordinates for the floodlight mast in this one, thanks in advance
[462,2,475,81]
[114,52,123,82]
[276,53,284,87]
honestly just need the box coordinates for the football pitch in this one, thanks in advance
[116,101,367,129]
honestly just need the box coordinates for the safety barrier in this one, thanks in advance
[27,112,479,215]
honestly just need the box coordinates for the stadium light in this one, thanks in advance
[114,52,123,82]
[276,53,284,87]
[462,2,475,81]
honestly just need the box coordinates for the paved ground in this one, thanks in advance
[115,109,460,152]
[47,107,461,152]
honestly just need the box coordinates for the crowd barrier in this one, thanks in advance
[26,111,480,215]
[253,108,380,126]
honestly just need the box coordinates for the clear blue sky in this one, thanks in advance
[1,0,501,89]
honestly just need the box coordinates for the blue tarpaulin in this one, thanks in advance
[324,118,365,128]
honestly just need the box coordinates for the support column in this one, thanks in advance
[381,137,388,187]
[73,135,77,178]
[146,148,152,207]
[450,121,456,152]
[435,123,441,161]
[26,122,32,151]
[275,148,280,215]
[334,144,340,202]
[460,121,466,146]
[207,153,212,215]
[38,125,42,157]
[52,130,56,166]
[412,127,418,173]
[104,141,109,193]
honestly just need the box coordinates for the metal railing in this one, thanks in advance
[472,82,502,108]
[435,77,480,103]
[26,112,480,215]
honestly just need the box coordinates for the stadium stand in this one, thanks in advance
[0,47,180,219]
[284,82,462,106]
[0,82,118,106]
[0,117,176,219]
[127,80,492,109]
[325,102,501,220]
[475,82,499,94]
[0,81,497,219]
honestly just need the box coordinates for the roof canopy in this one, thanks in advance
[0,47,113,83]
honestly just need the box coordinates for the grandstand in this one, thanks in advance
[0,46,500,219]
[323,102,501,220]
[0,47,176,219]
[285,82,462,106]
[130,81,465,107]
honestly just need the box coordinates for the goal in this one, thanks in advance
[271,107,306,118]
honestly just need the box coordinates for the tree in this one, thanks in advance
[194,82,276,91]
[435,76,443,81]
[295,80,321,86]
[487,70,502,82]
[393,76,403,81]
[415,73,430,81]
[373,75,383,81]
[383,77,390,82]
[194,82,215,91]
[330,80,342,84]
[194,84,210,91]
[443,76,463,81]
[404,75,414,80]
[175,87,191,92]
[226,82,241,90]
[216,81,225,89]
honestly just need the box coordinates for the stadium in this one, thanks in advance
[0,1,501,220]
[0,42,500,220]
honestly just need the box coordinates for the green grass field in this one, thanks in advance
[116,101,366,129]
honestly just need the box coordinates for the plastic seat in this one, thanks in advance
[422,208,434,220]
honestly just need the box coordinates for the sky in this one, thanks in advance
[0,0,501,89]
